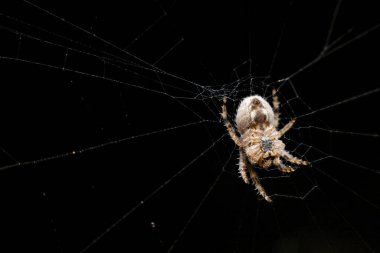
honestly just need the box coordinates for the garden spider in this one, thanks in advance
[221,89,309,202]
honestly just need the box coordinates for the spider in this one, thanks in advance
[221,89,309,202]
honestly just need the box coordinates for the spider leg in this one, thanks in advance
[273,157,295,173]
[221,97,245,148]
[282,150,309,166]
[279,161,296,173]
[278,118,296,137]
[272,88,280,128]
[248,168,272,203]
[239,149,250,184]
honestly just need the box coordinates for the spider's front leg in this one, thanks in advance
[239,149,250,184]
[272,88,280,128]
[282,150,309,166]
[221,97,245,148]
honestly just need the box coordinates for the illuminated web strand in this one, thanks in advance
[124,11,167,50]
[317,168,379,211]
[269,79,379,137]
[324,0,342,49]
[0,24,199,96]
[0,120,216,171]
[167,147,236,253]
[283,138,380,209]
[0,145,19,164]
[0,2,378,253]
[286,176,335,252]
[293,125,379,138]
[0,12,142,66]
[299,169,376,253]
[323,23,380,58]
[153,37,184,66]
[317,186,376,253]
[266,20,380,88]
[79,134,227,253]
[282,137,379,175]
[269,185,318,200]
[0,56,202,100]
[296,87,380,119]
[1,11,213,98]
[275,136,380,210]
[13,0,380,105]
[22,0,211,94]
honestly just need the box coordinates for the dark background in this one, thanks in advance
[0,0,379,252]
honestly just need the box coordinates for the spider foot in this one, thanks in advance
[264,195,273,203]
[290,159,309,166]
[240,171,250,184]
[282,150,310,166]
[278,165,296,173]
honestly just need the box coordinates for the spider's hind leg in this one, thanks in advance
[239,149,250,184]
[248,167,272,203]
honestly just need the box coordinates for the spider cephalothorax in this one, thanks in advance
[221,90,309,202]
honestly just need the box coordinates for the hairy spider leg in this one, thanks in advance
[239,149,250,184]
[278,119,296,137]
[221,97,245,148]
[282,150,309,165]
[248,168,272,203]
[272,88,280,128]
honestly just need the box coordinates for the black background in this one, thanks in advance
[0,1,379,253]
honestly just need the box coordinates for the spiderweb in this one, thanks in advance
[0,0,379,252]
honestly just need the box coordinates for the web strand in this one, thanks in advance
[79,134,227,253]
[0,1,379,253]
